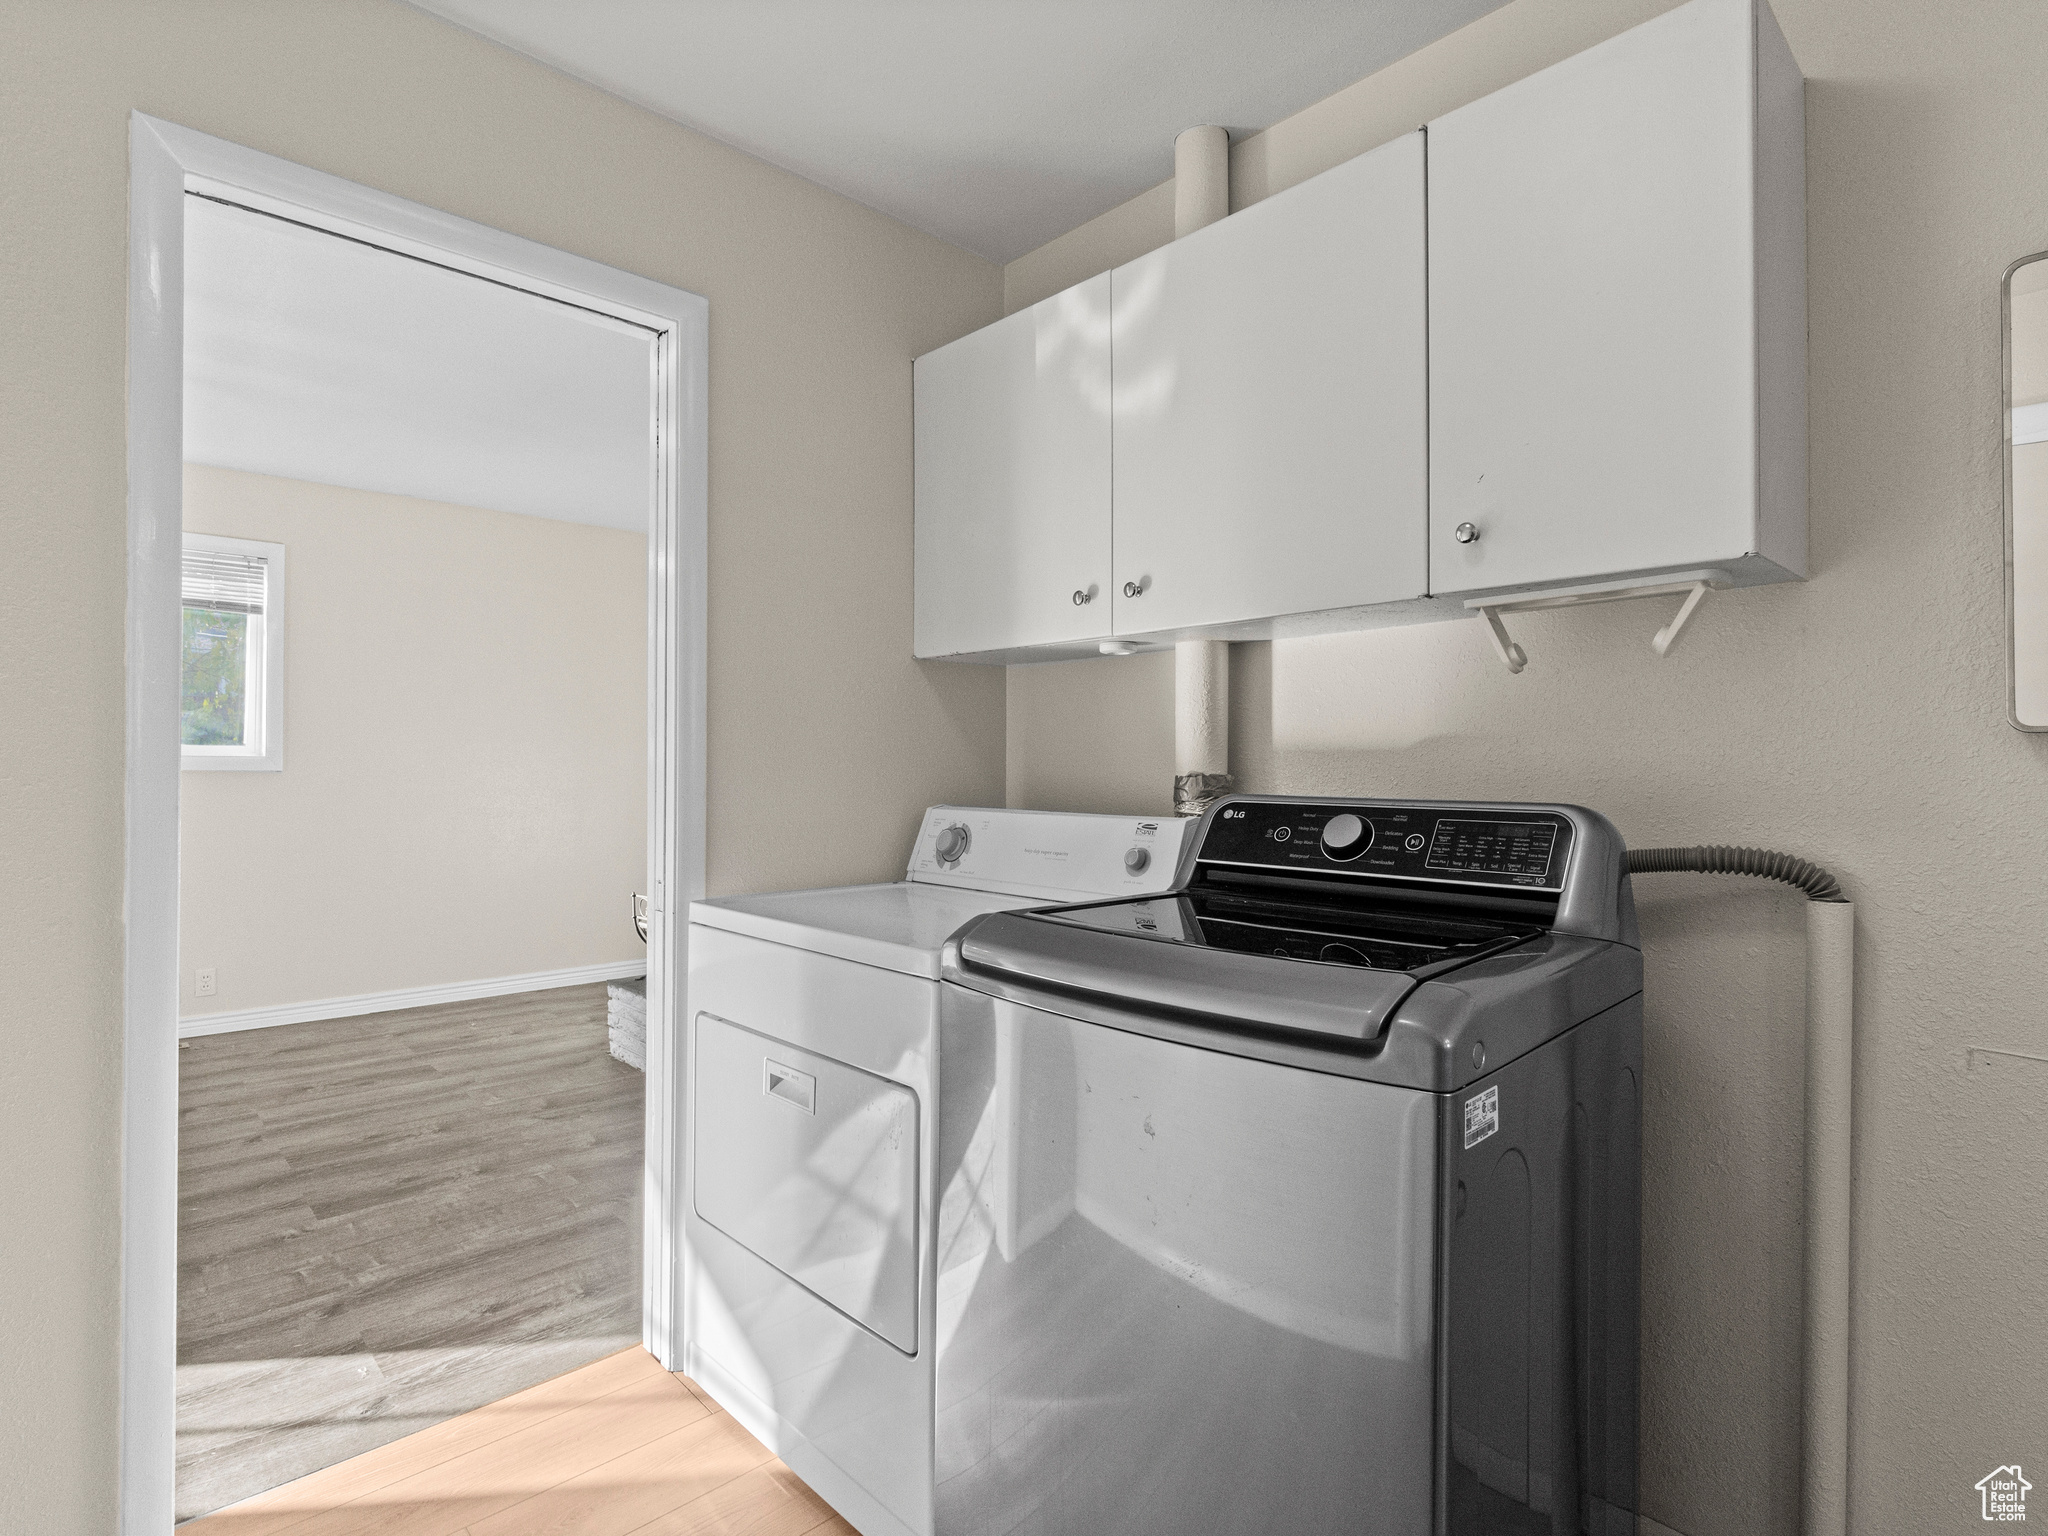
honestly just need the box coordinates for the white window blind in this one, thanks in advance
[180,531,285,771]
[182,546,267,614]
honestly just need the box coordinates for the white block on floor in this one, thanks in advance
[608,975,647,1071]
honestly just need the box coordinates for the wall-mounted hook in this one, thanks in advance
[1479,608,1528,673]
[1651,580,1712,656]
[1465,570,1731,674]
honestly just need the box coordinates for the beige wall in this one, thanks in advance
[0,3,1003,1527]
[999,2,2048,1534]
[180,466,647,1018]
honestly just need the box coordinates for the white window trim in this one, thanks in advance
[181,532,285,771]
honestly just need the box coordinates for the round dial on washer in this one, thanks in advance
[1123,846,1151,875]
[934,823,971,866]
[1320,813,1375,861]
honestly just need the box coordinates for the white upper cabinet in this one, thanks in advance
[1110,131,1429,637]
[913,274,1113,658]
[911,0,1807,660]
[1427,0,1806,600]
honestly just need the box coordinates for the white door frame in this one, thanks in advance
[123,113,707,1533]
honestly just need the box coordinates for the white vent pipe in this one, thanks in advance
[1172,126,1233,817]
[1174,124,1229,234]
[1803,899,1855,1536]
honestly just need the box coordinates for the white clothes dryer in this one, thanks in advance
[684,806,1188,1536]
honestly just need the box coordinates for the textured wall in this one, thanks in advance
[0,4,1002,1527]
[999,1,2048,1532]
[180,467,647,1018]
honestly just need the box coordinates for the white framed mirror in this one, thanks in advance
[2007,251,2048,730]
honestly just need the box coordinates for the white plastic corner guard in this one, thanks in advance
[1465,569,1733,673]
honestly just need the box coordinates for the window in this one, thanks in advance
[182,533,284,771]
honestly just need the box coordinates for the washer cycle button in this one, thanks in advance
[1405,833,1426,852]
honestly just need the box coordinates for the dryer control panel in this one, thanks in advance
[907,806,1189,902]
[1196,800,1574,893]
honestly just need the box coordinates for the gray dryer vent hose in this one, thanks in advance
[1627,844,1847,904]
[1625,842,1855,1536]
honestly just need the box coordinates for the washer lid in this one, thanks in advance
[689,882,1039,978]
[1034,888,1541,975]
[951,908,1422,1048]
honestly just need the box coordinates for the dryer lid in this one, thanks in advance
[689,881,1031,978]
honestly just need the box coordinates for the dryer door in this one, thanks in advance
[694,1013,920,1352]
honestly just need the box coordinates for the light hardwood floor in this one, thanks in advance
[179,984,645,1521]
[183,1346,857,1536]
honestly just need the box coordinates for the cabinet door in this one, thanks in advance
[1110,132,1428,636]
[914,275,1113,657]
[1428,0,1768,597]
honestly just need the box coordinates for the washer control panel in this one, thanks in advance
[1197,800,1573,892]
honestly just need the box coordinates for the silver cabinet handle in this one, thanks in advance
[1072,589,1093,605]
[1123,581,1144,598]
[1453,522,1481,544]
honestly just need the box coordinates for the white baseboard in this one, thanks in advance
[177,959,648,1039]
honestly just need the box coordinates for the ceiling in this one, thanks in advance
[183,195,653,531]
[408,0,1510,262]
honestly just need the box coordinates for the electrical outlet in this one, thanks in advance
[196,967,217,998]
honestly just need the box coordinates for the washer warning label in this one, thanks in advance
[1464,1086,1500,1149]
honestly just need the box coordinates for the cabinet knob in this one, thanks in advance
[1072,588,1093,605]
[1123,581,1144,598]
[1453,522,1482,545]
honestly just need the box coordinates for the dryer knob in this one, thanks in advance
[934,824,971,866]
[1123,846,1151,875]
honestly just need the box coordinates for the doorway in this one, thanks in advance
[125,115,706,1533]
